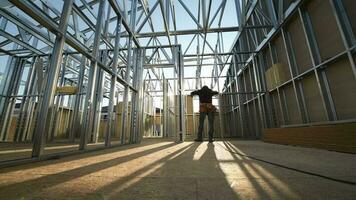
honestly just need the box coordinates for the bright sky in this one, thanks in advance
[135,0,240,97]
[138,0,238,54]
[0,0,241,110]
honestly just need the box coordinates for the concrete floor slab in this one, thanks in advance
[0,139,355,200]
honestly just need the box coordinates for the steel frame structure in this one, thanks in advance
[0,0,355,166]
[222,0,356,138]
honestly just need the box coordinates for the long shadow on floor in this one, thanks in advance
[221,141,356,199]
[222,141,300,199]
[88,142,241,200]
[90,141,312,199]
[0,139,169,173]
[0,141,179,199]
[2,140,355,199]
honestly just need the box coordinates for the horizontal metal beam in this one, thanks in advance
[0,8,53,48]
[140,62,237,68]
[221,91,267,95]
[144,76,232,81]
[108,0,140,47]
[0,29,43,55]
[184,51,256,57]
[118,25,272,38]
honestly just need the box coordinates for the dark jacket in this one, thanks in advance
[190,86,219,103]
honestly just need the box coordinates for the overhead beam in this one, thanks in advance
[184,51,256,57]
[108,0,140,47]
[118,25,271,38]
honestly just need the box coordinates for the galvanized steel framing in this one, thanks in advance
[0,0,355,166]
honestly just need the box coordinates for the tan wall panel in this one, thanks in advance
[271,91,283,126]
[245,68,252,100]
[213,113,221,138]
[186,115,194,135]
[263,48,272,69]
[274,63,290,84]
[263,123,356,153]
[265,67,276,90]
[7,117,17,141]
[186,95,193,114]
[247,102,259,137]
[287,14,313,73]
[284,84,302,124]
[326,57,356,120]
[302,75,327,122]
[307,0,345,61]
[234,110,241,136]
[98,121,107,139]
[273,34,291,81]
[55,109,71,138]
[342,0,356,35]
[113,102,132,142]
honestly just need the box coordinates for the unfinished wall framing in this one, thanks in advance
[222,0,356,151]
[0,0,355,166]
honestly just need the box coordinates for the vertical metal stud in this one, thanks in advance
[32,0,74,157]
[106,16,122,146]
[80,0,106,150]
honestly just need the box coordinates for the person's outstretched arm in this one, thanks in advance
[190,90,199,96]
[212,90,219,95]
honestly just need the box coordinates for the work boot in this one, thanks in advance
[194,138,203,142]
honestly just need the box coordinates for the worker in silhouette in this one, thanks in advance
[190,86,219,143]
